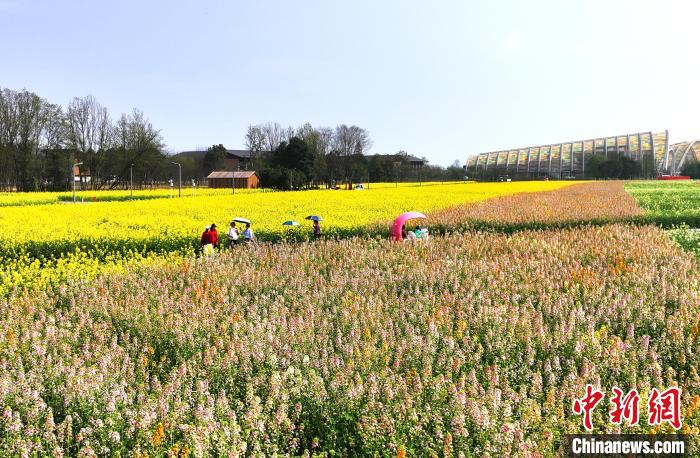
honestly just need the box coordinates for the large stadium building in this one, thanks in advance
[467,130,700,178]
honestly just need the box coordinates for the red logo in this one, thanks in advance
[574,386,682,430]
[573,384,605,431]
[648,387,682,430]
[609,387,640,426]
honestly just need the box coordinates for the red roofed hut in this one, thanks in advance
[207,171,260,189]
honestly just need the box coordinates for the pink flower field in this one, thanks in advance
[1,183,699,456]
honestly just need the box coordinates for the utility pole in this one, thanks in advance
[72,161,83,204]
[170,161,182,197]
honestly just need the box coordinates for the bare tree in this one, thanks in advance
[244,125,265,170]
[296,122,314,142]
[15,90,44,190]
[40,103,67,150]
[283,125,295,143]
[261,122,284,153]
[333,124,372,186]
[66,95,112,188]
[0,89,19,151]
[109,109,164,188]
[66,95,111,152]
[317,126,334,156]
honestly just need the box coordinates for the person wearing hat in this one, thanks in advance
[227,220,239,247]
[200,225,214,256]
[209,223,219,249]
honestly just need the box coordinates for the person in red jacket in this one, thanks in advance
[209,223,219,248]
[200,226,211,246]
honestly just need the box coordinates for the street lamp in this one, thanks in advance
[169,161,182,197]
[129,163,135,200]
[393,161,401,188]
[72,161,83,203]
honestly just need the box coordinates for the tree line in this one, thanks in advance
[182,122,464,190]
[1,86,465,192]
[0,87,165,191]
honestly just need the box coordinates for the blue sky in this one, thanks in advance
[1,0,698,166]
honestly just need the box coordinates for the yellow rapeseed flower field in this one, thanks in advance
[1,181,573,256]
[0,181,575,295]
[0,187,262,206]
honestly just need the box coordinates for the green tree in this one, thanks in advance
[203,144,227,173]
[585,155,607,178]
[681,162,700,178]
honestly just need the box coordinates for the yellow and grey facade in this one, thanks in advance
[467,130,699,177]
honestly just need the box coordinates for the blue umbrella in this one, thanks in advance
[282,220,300,226]
[305,215,323,222]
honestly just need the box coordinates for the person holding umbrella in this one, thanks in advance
[227,220,239,247]
[306,215,323,239]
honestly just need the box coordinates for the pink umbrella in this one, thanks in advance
[391,211,427,241]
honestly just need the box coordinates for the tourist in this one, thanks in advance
[313,220,321,239]
[200,226,214,256]
[200,226,211,247]
[227,221,239,247]
[420,225,429,240]
[242,223,255,243]
[401,225,408,240]
[414,225,422,240]
[209,223,219,249]
[406,228,417,241]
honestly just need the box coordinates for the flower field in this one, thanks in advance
[1,223,698,456]
[1,180,699,456]
[0,181,572,296]
[427,181,643,232]
[1,181,573,260]
[0,188,265,207]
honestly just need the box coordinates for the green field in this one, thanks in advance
[625,181,700,227]
[625,181,700,256]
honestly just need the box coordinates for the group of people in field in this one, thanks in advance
[200,218,323,255]
[200,221,255,255]
[201,217,425,254]
[401,224,429,242]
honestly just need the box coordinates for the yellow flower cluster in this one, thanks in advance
[0,181,574,296]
